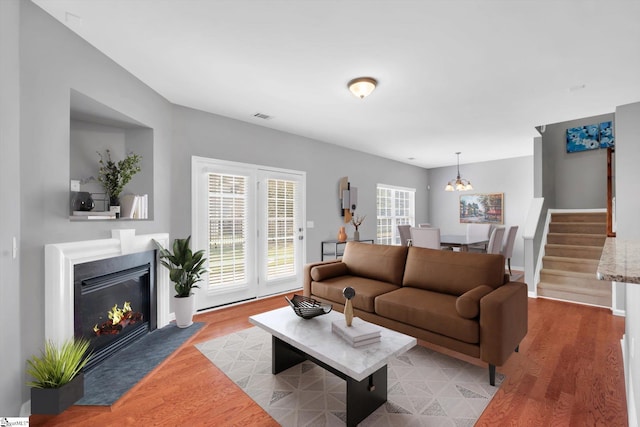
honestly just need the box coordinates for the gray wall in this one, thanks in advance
[427,156,534,270]
[616,101,640,424]
[0,0,23,416]
[6,1,173,411]
[171,105,430,262]
[541,113,613,209]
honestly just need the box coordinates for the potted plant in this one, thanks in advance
[97,149,142,215]
[26,338,92,415]
[156,236,207,328]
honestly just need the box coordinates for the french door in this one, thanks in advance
[192,157,305,310]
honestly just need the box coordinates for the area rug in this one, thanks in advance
[76,322,204,406]
[196,326,504,426]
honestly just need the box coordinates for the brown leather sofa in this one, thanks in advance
[303,241,528,385]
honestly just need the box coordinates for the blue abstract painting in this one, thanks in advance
[566,121,614,153]
[599,121,615,148]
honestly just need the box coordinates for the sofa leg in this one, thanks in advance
[515,344,519,353]
[489,364,496,386]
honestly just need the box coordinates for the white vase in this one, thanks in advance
[174,294,195,328]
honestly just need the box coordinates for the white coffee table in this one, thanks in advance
[249,306,416,426]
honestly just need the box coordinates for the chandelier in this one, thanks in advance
[445,152,473,191]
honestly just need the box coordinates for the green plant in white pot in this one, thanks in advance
[26,338,92,415]
[156,236,207,328]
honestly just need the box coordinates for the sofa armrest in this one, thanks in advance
[479,282,528,366]
[303,259,342,297]
[456,285,494,319]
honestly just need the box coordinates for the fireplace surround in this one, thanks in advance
[45,230,171,347]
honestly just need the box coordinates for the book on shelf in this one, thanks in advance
[331,317,381,346]
[119,194,149,219]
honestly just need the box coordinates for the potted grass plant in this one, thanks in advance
[156,236,207,328]
[26,338,92,415]
[97,149,142,215]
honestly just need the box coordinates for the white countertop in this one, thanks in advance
[249,306,417,382]
[597,237,640,284]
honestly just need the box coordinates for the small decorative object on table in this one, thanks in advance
[285,295,332,319]
[337,226,347,242]
[343,286,355,326]
[350,214,366,241]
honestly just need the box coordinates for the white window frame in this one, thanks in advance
[376,183,416,245]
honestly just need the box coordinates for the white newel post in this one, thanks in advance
[44,230,171,344]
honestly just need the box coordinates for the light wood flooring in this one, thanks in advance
[31,285,627,426]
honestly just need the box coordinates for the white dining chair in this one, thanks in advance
[409,227,441,249]
[466,223,491,252]
[486,226,506,254]
[397,225,412,246]
[501,226,519,275]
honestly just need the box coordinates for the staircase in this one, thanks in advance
[537,212,611,307]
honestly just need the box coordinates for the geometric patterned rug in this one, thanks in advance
[196,327,504,426]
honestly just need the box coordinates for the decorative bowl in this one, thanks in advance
[285,295,332,319]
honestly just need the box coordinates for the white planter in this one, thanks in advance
[174,294,195,328]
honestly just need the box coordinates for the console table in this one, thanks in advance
[321,239,374,260]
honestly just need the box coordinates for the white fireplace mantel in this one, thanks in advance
[44,229,171,344]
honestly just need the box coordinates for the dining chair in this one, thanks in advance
[501,225,519,276]
[418,223,432,228]
[466,223,491,252]
[486,226,506,254]
[397,224,412,246]
[409,227,441,249]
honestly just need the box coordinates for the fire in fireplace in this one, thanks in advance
[74,250,157,371]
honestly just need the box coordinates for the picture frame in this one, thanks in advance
[459,193,503,224]
[566,121,615,153]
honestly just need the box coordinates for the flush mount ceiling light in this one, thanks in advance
[445,152,473,192]
[348,77,377,99]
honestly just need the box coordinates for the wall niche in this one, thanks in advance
[69,89,154,220]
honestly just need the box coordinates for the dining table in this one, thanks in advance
[440,235,489,252]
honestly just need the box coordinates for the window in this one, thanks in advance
[265,178,297,280]
[207,173,248,288]
[376,184,415,245]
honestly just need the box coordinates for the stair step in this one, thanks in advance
[538,281,611,307]
[545,244,603,260]
[540,269,604,287]
[542,256,599,273]
[549,222,607,235]
[550,212,607,223]
[546,233,606,246]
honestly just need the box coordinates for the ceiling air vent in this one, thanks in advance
[253,112,272,120]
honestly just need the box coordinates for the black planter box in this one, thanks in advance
[31,372,84,415]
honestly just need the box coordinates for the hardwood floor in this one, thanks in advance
[31,290,627,426]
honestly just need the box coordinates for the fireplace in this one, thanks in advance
[74,250,157,371]
[45,230,171,355]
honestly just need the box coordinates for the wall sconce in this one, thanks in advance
[339,177,358,223]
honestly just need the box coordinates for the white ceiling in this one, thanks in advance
[32,0,640,168]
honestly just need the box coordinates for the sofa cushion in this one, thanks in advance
[375,287,479,344]
[342,242,408,286]
[311,275,400,313]
[456,285,494,319]
[310,262,349,282]
[403,247,505,295]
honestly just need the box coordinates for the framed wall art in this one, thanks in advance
[566,121,614,153]
[459,193,503,224]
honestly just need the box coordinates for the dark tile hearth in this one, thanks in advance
[76,322,204,406]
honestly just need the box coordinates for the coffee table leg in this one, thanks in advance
[272,336,306,374]
[346,365,387,427]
